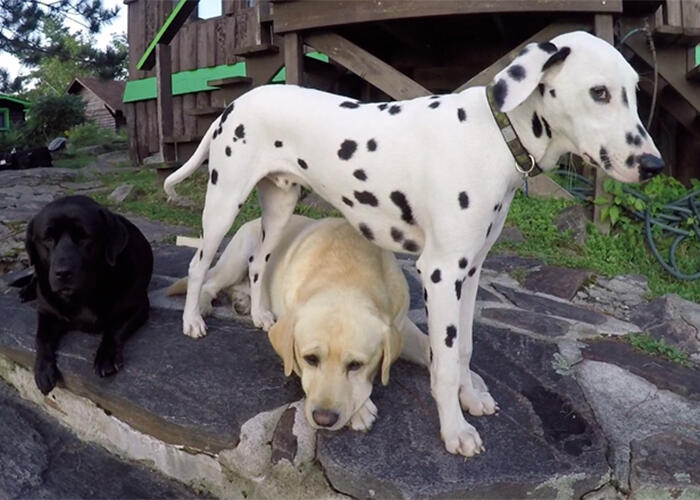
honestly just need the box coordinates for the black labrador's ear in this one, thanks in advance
[24,218,37,265]
[99,209,129,267]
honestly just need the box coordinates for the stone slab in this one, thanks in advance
[318,325,608,499]
[523,266,591,301]
[480,307,570,337]
[482,254,543,273]
[0,380,202,499]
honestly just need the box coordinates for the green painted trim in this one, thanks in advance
[696,44,699,67]
[0,108,9,130]
[136,0,199,71]
[0,94,30,106]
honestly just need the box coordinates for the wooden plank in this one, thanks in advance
[284,32,303,85]
[305,31,431,99]
[214,17,227,66]
[124,102,140,164]
[685,0,700,29]
[665,0,683,27]
[136,100,150,160]
[147,98,160,155]
[157,44,176,162]
[171,29,181,73]
[172,95,185,143]
[272,0,622,33]
[455,21,591,91]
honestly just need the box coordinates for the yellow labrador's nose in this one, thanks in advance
[312,409,339,427]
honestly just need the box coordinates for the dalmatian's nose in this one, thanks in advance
[312,409,339,427]
[638,154,665,180]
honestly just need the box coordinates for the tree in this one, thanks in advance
[0,68,24,94]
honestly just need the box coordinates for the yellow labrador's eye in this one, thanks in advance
[347,361,363,372]
[589,86,610,103]
[303,354,319,367]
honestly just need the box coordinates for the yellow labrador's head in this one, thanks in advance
[268,294,402,431]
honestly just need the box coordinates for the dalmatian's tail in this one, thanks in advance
[163,119,218,203]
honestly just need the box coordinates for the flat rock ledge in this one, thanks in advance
[0,247,698,499]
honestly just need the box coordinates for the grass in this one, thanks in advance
[496,192,700,303]
[624,332,693,368]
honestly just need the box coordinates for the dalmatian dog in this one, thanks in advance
[164,31,663,457]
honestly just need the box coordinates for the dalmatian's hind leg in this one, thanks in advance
[249,176,300,330]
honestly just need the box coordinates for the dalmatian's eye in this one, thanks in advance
[347,361,363,372]
[589,86,610,103]
[303,354,319,367]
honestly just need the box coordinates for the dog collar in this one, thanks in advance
[485,85,543,179]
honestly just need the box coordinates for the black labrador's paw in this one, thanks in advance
[34,359,61,395]
[94,341,123,377]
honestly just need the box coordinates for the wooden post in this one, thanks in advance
[156,43,176,163]
[593,14,614,234]
[284,32,303,85]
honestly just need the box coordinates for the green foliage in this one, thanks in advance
[625,332,693,368]
[65,121,124,149]
[20,94,85,146]
[0,128,29,153]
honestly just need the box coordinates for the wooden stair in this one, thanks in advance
[207,76,254,108]
[653,25,700,45]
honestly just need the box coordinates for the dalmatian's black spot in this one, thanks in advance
[445,325,457,348]
[486,223,493,238]
[637,124,647,139]
[494,203,499,212]
[390,227,404,242]
[353,169,367,181]
[634,135,642,147]
[622,88,629,107]
[367,139,377,151]
[539,42,557,54]
[238,203,243,209]
[542,117,552,138]
[431,269,441,283]
[199,249,203,259]
[338,140,358,160]
[225,146,231,156]
[599,146,612,170]
[625,154,635,167]
[211,169,218,185]
[297,158,308,169]
[359,223,374,240]
[423,288,428,302]
[468,266,477,277]
[265,253,271,262]
[213,128,219,139]
[507,64,526,81]
[342,196,354,207]
[538,83,545,97]
[403,240,419,252]
[425,306,429,317]
[429,101,440,109]
[430,95,440,99]
[248,255,254,263]
[340,101,359,109]
[519,46,529,56]
[493,79,508,110]
[235,124,245,139]
[532,112,543,138]
[389,104,402,115]
[626,132,634,145]
[377,103,388,111]
[549,88,557,98]
[274,140,283,148]
[455,279,463,300]
[390,190,415,225]
[458,191,469,209]
[457,108,467,122]
[253,273,259,283]
[459,257,468,269]
[542,46,571,71]
[220,102,234,124]
[354,190,378,206]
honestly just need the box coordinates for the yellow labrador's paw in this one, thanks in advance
[442,418,484,457]
[349,399,378,431]
[183,313,207,339]
[459,385,498,416]
[252,309,276,331]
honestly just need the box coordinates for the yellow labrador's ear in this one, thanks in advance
[380,323,403,386]
[268,314,296,377]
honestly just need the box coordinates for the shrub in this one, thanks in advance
[22,94,86,146]
[65,121,122,149]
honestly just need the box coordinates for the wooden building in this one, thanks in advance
[0,94,29,133]
[123,0,700,187]
[67,77,126,131]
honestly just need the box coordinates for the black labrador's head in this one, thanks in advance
[26,195,128,302]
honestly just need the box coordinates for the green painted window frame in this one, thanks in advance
[0,108,9,131]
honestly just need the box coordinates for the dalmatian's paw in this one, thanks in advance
[252,309,276,331]
[459,386,498,416]
[441,417,484,457]
[349,398,378,431]
[183,312,207,338]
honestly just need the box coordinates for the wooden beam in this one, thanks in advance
[454,21,591,91]
[284,32,303,85]
[305,31,430,100]
[156,44,176,163]
[137,0,199,71]
[272,0,621,33]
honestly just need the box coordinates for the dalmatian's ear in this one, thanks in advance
[491,42,571,112]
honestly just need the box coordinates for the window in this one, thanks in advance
[0,108,9,131]
[197,0,222,19]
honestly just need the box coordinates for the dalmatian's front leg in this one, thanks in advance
[458,263,498,416]
[249,177,300,331]
[418,251,484,457]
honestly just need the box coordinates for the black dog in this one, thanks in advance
[24,195,153,394]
